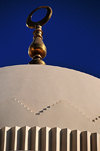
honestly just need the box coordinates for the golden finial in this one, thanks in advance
[26,6,52,64]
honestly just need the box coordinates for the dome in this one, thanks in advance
[0,65,100,133]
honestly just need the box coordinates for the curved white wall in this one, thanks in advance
[0,65,100,133]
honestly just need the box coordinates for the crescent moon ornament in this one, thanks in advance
[26,6,52,29]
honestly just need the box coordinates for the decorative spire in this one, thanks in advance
[26,6,52,64]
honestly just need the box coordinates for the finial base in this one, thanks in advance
[29,55,46,65]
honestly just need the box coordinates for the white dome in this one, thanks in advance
[0,65,100,133]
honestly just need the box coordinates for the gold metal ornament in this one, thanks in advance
[26,6,52,64]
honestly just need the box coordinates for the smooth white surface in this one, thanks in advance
[0,65,100,133]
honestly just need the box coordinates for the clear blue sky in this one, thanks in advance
[0,0,100,78]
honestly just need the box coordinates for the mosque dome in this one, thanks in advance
[0,64,100,133]
[0,6,100,151]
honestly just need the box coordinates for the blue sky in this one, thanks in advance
[0,0,100,78]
